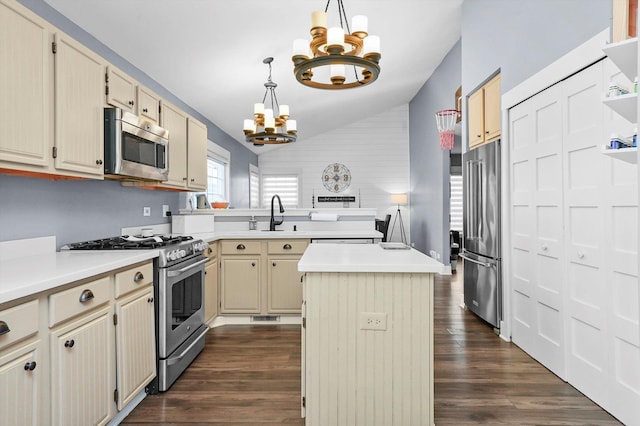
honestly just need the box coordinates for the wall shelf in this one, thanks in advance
[602,37,638,81]
[601,146,638,163]
[602,92,637,123]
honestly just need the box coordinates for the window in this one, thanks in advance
[261,173,300,208]
[206,141,230,203]
[449,175,463,232]
[249,164,260,208]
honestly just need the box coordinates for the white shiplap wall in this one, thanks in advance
[258,105,410,243]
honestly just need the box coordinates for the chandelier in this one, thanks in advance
[243,57,297,146]
[291,0,381,90]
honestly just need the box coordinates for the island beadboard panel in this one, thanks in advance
[302,271,433,426]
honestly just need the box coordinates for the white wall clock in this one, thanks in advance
[322,163,351,193]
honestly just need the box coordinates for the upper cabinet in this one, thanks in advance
[187,118,208,191]
[137,86,160,123]
[468,74,501,149]
[53,32,105,177]
[106,65,136,113]
[0,0,52,170]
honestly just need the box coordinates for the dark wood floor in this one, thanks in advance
[123,266,621,425]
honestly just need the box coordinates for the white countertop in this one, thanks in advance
[298,243,445,274]
[193,229,382,242]
[0,251,157,305]
[0,230,382,305]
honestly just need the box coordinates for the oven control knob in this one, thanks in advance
[179,249,186,257]
[167,250,177,261]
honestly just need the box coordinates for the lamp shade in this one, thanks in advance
[390,193,408,205]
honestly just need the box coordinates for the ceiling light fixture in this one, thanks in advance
[292,0,381,90]
[243,57,297,147]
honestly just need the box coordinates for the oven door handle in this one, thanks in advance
[167,326,210,366]
[166,258,208,277]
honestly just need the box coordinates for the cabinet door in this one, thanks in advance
[0,1,51,168]
[204,257,219,323]
[468,89,485,148]
[267,257,303,313]
[50,306,115,426]
[53,32,104,177]
[220,257,261,313]
[106,66,136,113]
[115,286,156,410]
[137,86,160,123]
[159,100,188,188]
[0,341,41,426]
[483,74,501,141]
[187,117,208,191]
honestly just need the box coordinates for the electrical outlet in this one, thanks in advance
[359,312,388,331]
[143,207,151,216]
[429,250,437,258]
[162,205,170,217]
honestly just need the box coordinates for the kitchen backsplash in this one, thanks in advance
[0,174,180,249]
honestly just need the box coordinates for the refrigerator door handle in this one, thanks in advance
[459,253,493,268]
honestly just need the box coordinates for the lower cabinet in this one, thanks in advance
[0,340,42,426]
[221,256,261,313]
[114,286,155,410]
[220,239,309,315]
[50,305,115,426]
[0,260,156,425]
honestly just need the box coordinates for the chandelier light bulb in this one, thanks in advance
[265,117,276,131]
[254,103,265,115]
[287,119,297,133]
[311,10,327,29]
[243,119,256,133]
[363,35,380,55]
[327,27,345,48]
[293,39,310,58]
[264,108,274,119]
[351,15,368,34]
[279,105,290,118]
[330,64,345,78]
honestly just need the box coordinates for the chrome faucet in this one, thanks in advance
[270,194,285,231]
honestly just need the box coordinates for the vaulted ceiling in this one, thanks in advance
[44,0,463,154]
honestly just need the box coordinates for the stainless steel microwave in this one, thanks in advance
[104,108,169,181]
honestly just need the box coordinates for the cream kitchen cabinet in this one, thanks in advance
[0,300,42,426]
[49,276,115,425]
[137,86,160,123]
[155,100,208,191]
[204,242,219,323]
[219,239,309,315]
[53,31,105,178]
[113,263,156,410]
[0,0,52,172]
[469,73,501,149]
[186,117,208,191]
[267,240,308,314]
[106,65,136,113]
[220,240,262,314]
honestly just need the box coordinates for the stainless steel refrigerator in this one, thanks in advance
[461,140,501,329]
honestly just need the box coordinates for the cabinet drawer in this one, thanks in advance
[268,240,309,255]
[114,262,153,298]
[220,240,262,254]
[204,242,218,260]
[0,300,39,351]
[49,276,111,327]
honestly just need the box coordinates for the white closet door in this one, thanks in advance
[562,61,609,406]
[509,83,565,378]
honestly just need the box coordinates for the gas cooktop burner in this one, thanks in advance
[64,235,194,250]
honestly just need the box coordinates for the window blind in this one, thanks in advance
[261,174,299,208]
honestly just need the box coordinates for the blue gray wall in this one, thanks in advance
[0,0,257,247]
[409,0,611,263]
[409,40,461,261]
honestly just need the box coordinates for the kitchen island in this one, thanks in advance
[298,243,444,426]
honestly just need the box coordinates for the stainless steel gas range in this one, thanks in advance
[62,234,210,393]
